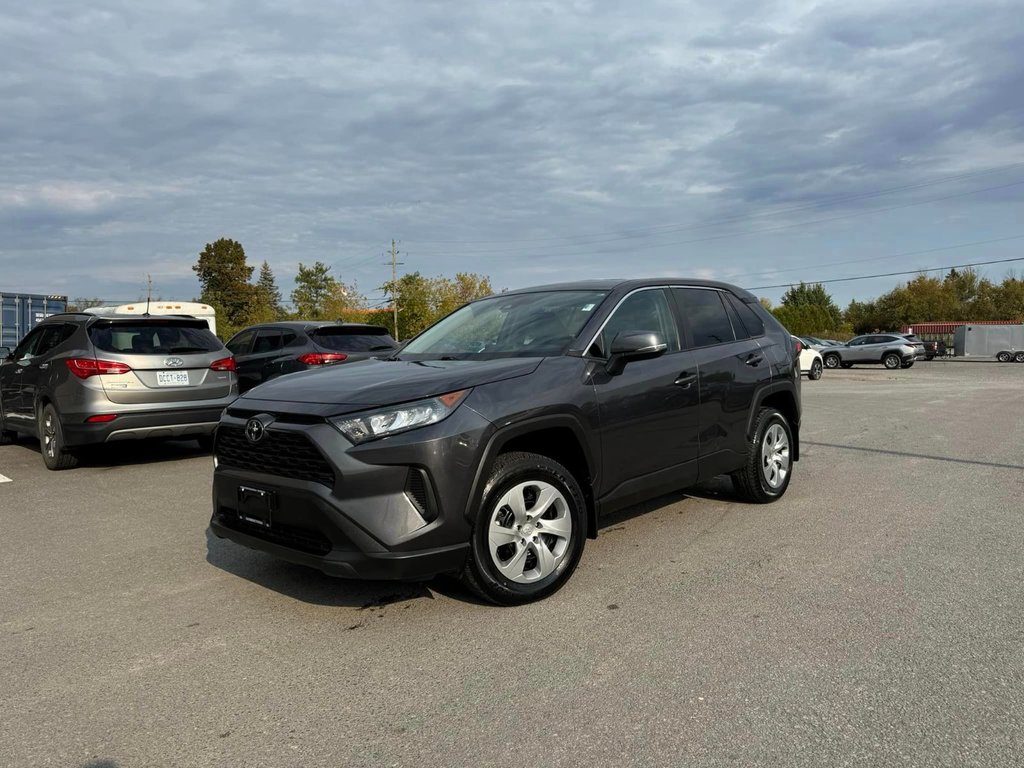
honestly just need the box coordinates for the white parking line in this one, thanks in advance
[0,474,11,484]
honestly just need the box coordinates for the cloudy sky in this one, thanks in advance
[2,0,1023,309]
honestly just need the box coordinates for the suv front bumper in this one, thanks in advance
[208,403,493,581]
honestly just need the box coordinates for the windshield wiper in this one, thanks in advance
[369,345,395,351]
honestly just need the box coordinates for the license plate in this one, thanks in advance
[157,371,190,386]
[237,486,275,528]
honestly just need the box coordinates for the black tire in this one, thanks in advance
[823,353,841,369]
[1015,352,1024,363]
[461,451,587,605]
[883,353,901,369]
[901,361,915,369]
[731,408,794,504]
[38,403,78,470]
[996,351,1012,363]
[808,359,823,380]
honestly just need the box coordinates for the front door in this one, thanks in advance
[589,288,700,508]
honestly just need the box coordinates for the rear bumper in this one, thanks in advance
[61,405,227,446]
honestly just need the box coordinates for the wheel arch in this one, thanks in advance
[465,416,599,539]
[748,385,800,462]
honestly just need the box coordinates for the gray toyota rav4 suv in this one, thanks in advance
[0,313,238,469]
[210,279,801,604]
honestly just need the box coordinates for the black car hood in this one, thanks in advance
[239,357,543,413]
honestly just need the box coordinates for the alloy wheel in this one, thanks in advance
[761,423,790,490]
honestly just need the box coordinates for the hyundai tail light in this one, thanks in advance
[210,357,237,372]
[66,358,132,378]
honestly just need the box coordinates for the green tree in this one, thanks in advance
[250,261,283,322]
[377,271,494,339]
[780,282,842,329]
[67,297,106,312]
[291,261,340,318]
[193,238,254,334]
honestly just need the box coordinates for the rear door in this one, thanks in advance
[88,319,233,405]
[671,287,770,468]
[236,328,283,391]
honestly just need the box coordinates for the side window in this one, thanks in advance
[725,294,765,337]
[253,330,283,353]
[11,328,46,361]
[34,325,70,357]
[589,289,680,358]
[226,329,256,355]
[673,288,736,348]
[722,297,750,341]
[848,336,869,346]
[280,332,298,346]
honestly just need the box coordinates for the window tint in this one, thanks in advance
[848,336,870,346]
[35,325,74,356]
[590,289,680,358]
[226,329,256,355]
[722,296,749,340]
[673,288,736,347]
[253,330,283,353]
[11,327,46,361]
[89,323,222,355]
[310,327,398,352]
[726,294,765,337]
[281,332,298,346]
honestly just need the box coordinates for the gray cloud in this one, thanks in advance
[1,0,1022,308]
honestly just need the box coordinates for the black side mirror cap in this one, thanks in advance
[606,330,668,375]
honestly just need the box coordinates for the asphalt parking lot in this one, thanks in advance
[1,362,1022,767]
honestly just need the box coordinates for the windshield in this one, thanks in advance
[399,290,608,359]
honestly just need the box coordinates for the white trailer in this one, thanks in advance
[83,301,217,336]
[953,324,1024,362]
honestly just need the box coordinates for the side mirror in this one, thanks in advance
[606,331,668,375]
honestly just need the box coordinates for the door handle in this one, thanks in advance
[745,353,764,367]
[674,372,696,388]
[13,368,23,375]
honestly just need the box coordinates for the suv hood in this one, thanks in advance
[240,357,543,412]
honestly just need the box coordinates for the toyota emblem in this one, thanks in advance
[245,418,266,443]
[164,357,185,368]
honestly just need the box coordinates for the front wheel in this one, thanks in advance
[808,359,823,380]
[823,353,841,369]
[461,451,587,605]
[38,403,78,470]
[731,408,793,504]
[883,353,901,369]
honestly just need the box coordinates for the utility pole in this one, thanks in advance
[387,240,404,340]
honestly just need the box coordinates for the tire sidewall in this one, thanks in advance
[469,455,587,603]
[754,412,793,500]
[824,353,840,369]
[39,403,66,469]
[810,359,822,380]
[884,354,900,369]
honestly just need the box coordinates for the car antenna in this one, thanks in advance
[144,273,152,317]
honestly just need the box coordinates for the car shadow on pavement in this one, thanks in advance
[10,436,211,468]
[203,528,489,608]
[804,440,1024,470]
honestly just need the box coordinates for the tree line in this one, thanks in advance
[764,270,1024,338]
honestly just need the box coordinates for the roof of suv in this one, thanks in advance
[499,278,758,301]
[241,321,390,331]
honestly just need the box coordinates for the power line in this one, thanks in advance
[732,233,1024,281]
[747,255,1024,291]
[403,161,1024,248]
[408,177,1024,258]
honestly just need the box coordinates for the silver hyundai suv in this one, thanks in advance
[0,313,238,469]
[820,333,923,370]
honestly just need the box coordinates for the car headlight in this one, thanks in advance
[329,389,471,444]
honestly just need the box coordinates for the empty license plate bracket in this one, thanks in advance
[237,485,275,528]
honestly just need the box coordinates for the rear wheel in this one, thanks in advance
[901,361,915,369]
[823,353,841,369]
[461,451,587,605]
[996,351,1012,362]
[731,408,793,504]
[883,353,901,369]
[808,359,823,380]
[1015,352,1024,363]
[38,403,78,470]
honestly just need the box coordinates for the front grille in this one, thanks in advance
[226,407,323,425]
[216,425,336,487]
[216,509,332,555]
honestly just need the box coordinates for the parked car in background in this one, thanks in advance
[210,278,801,605]
[820,334,923,370]
[0,313,238,469]
[794,337,823,380]
[226,322,398,393]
